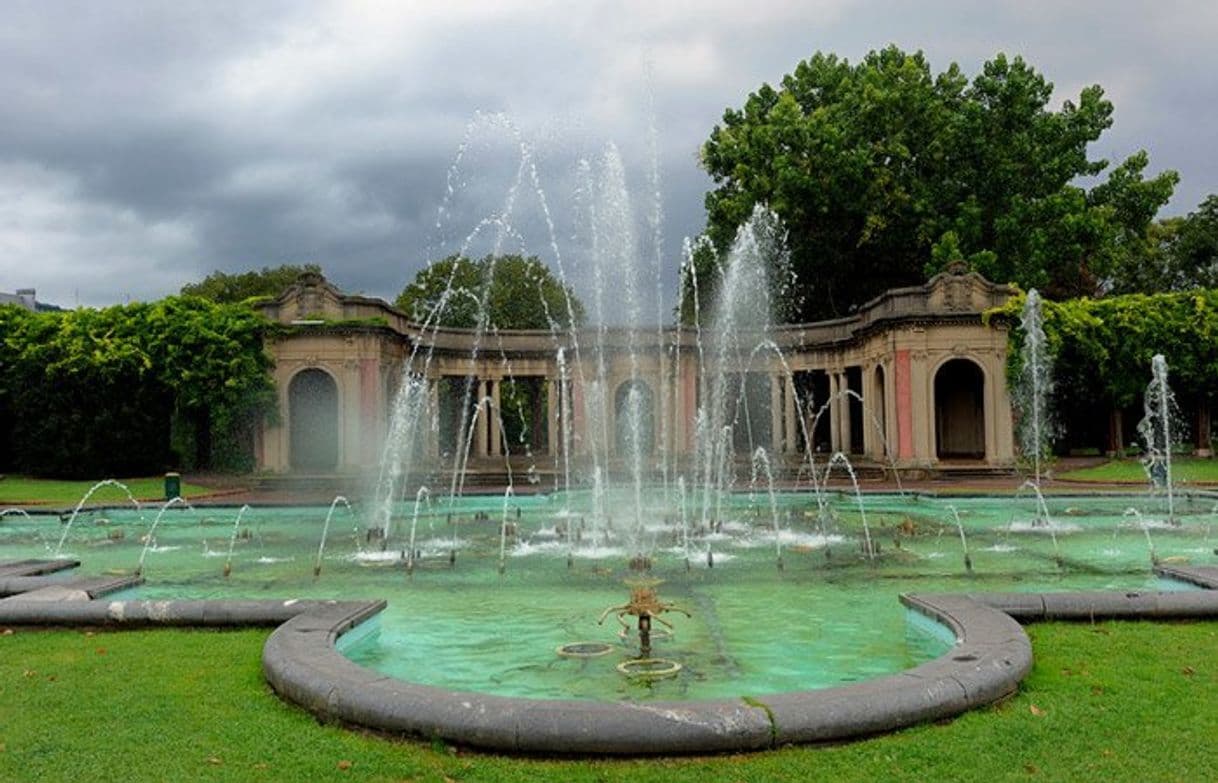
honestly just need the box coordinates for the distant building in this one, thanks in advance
[0,288,62,312]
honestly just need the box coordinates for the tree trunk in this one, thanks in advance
[194,407,212,470]
[1106,406,1124,456]
[1196,395,1213,457]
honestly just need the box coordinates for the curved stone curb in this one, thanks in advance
[0,558,79,579]
[1156,564,1218,590]
[4,558,1218,756]
[0,591,383,630]
[262,607,773,754]
[257,592,1032,754]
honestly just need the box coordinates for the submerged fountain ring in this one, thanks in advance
[556,641,615,659]
[617,626,672,642]
[616,657,682,680]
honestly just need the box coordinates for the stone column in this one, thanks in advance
[911,351,932,463]
[570,376,585,457]
[358,358,381,466]
[474,378,489,458]
[546,378,559,457]
[770,374,783,454]
[684,358,698,452]
[839,372,853,455]
[828,373,841,452]
[894,351,914,461]
[784,375,798,454]
[428,378,440,458]
[860,367,875,459]
[490,379,502,457]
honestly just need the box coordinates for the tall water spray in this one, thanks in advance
[1017,290,1054,486]
[372,112,575,537]
[1138,354,1179,523]
[362,122,891,569]
[698,205,789,532]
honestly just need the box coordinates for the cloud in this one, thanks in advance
[0,162,199,306]
[0,1,1214,312]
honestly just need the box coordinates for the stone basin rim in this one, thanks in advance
[2,559,1217,755]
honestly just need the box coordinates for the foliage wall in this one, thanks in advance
[993,289,1218,450]
[0,298,276,477]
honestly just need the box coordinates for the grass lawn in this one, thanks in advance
[0,622,1215,782]
[0,476,213,506]
[1055,457,1218,484]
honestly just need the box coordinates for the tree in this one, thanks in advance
[1105,217,1186,295]
[394,255,584,330]
[1162,195,1218,290]
[0,298,275,477]
[694,47,1177,322]
[181,263,322,303]
[1108,194,1218,295]
[995,289,1218,455]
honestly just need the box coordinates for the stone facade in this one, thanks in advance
[255,267,1016,476]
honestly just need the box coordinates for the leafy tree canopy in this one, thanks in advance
[181,263,322,304]
[394,255,585,330]
[1109,194,1218,294]
[694,47,1178,322]
[0,298,275,477]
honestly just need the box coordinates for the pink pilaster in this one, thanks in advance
[571,376,585,450]
[895,350,913,459]
[684,362,697,451]
[360,359,379,463]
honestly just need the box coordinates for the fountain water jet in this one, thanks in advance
[222,505,252,578]
[314,496,355,578]
[946,505,973,573]
[1017,290,1054,486]
[54,479,144,556]
[752,447,784,570]
[136,497,193,576]
[1138,354,1179,523]
[825,453,875,561]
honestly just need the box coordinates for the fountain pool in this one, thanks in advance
[2,490,1210,703]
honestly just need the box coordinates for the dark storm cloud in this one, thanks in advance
[0,1,1214,311]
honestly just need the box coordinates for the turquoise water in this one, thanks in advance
[1,490,1211,701]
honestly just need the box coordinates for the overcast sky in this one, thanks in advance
[2,1,1215,313]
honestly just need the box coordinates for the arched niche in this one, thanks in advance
[289,368,339,471]
[934,358,986,459]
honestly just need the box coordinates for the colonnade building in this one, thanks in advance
[254,265,1016,479]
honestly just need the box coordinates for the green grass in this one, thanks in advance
[1,622,1216,782]
[0,476,213,506]
[1055,457,1218,484]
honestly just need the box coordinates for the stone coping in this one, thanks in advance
[1,560,1217,755]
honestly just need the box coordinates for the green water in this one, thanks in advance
[1,490,1212,701]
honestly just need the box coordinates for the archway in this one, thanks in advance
[614,379,655,458]
[290,368,339,471]
[934,359,985,459]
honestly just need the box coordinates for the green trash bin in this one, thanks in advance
[164,472,181,500]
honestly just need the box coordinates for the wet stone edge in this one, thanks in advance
[1,560,1217,755]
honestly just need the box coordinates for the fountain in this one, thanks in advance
[221,504,251,578]
[53,479,144,555]
[1017,289,1054,486]
[1139,354,1179,523]
[135,496,192,576]
[313,496,356,578]
[598,579,689,665]
[947,505,973,573]
[2,471,1217,756]
[5,120,1217,756]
